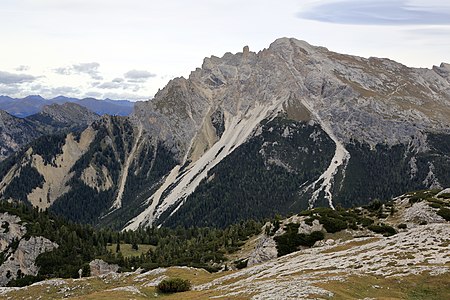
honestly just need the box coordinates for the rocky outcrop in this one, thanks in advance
[0,110,42,160]
[0,213,58,286]
[0,236,58,286]
[403,201,446,224]
[298,219,323,234]
[247,235,277,267]
[0,213,58,287]
[89,259,119,276]
[0,213,27,252]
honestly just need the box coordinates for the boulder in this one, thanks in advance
[89,259,119,276]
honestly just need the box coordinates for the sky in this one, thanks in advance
[0,0,449,101]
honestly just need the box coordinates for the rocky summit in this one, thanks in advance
[0,38,449,231]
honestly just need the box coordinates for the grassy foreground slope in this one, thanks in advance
[1,189,449,299]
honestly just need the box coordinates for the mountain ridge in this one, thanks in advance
[0,102,99,160]
[0,95,135,117]
[0,37,448,230]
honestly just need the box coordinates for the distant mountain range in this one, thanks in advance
[0,95,135,117]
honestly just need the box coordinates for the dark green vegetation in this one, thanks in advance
[274,223,324,256]
[1,164,44,202]
[1,111,449,232]
[0,200,262,287]
[157,123,450,229]
[0,116,178,230]
[157,278,191,293]
[161,117,336,228]
[271,199,403,257]
[336,134,450,207]
[437,207,450,221]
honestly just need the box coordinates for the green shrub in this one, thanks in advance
[234,259,248,269]
[429,202,442,209]
[319,216,347,233]
[398,223,407,229]
[359,217,374,227]
[274,227,324,257]
[157,278,191,293]
[367,224,397,236]
[437,207,450,221]
[438,193,450,199]
[6,275,42,287]
[366,199,383,211]
[304,217,315,226]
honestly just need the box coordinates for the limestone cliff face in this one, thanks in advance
[0,213,57,286]
[134,38,450,161]
[126,38,450,229]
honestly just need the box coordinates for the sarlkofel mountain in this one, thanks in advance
[0,38,449,229]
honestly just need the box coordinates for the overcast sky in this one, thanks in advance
[1,0,449,100]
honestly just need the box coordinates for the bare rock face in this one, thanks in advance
[403,201,446,224]
[298,219,323,235]
[0,213,58,286]
[126,38,450,229]
[89,259,119,276]
[134,37,450,161]
[436,188,450,197]
[0,236,58,286]
[247,235,278,267]
[0,213,27,252]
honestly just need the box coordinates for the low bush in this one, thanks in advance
[274,225,324,257]
[429,202,442,209]
[397,223,407,229]
[437,207,450,221]
[360,217,374,227]
[438,193,450,199]
[157,278,191,293]
[367,224,397,236]
[234,259,248,269]
[319,216,347,233]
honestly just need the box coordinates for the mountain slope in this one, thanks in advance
[126,38,450,229]
[0,110,42,160]
[0,38,449,229]
[27,102,100,131]
[0,116,176,228]
[0,103,100,160]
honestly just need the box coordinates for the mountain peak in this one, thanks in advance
[269,37,323,54]
[23,95,45,101]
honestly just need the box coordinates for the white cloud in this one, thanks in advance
[124,70,156,81]
[0,70,37,84]
[54,62,102,80]
[298,0,450,25]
